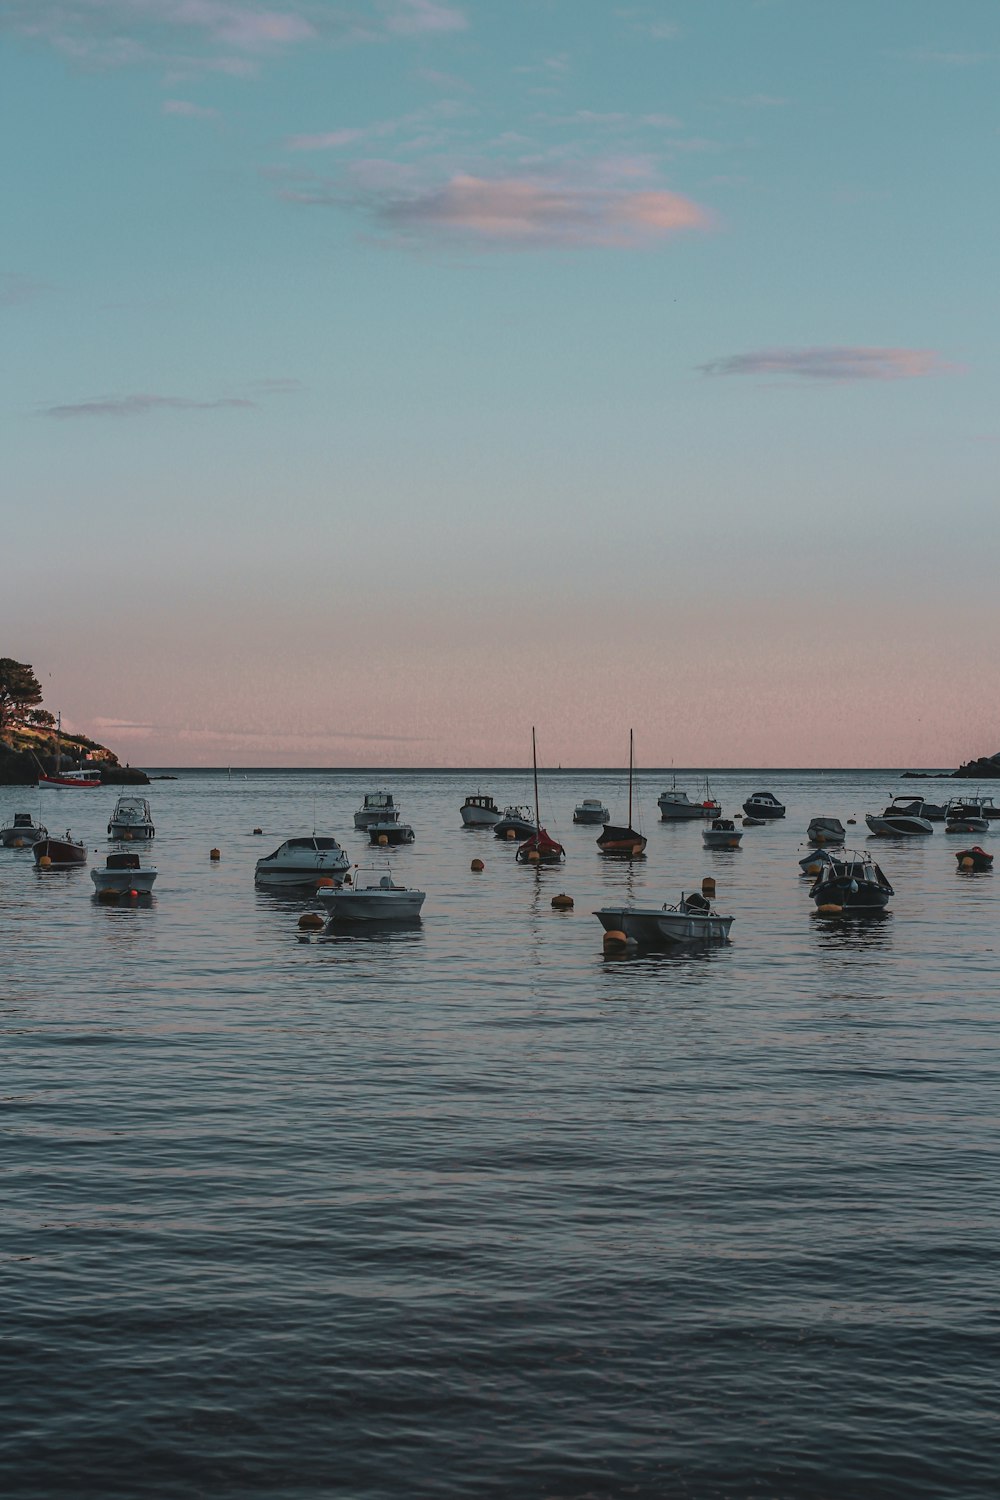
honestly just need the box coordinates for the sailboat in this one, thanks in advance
[515,728,565,864]
[37,712,101,789]
[596,729,647,856]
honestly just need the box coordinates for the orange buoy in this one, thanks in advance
[210,847,221,861]
[39,855,52,869]
[551,893,574,909]
[298,912,324,931]
[506,828,517,840]
[316,877,335,888]
[729,838,740,848]
[702,876,716,895]
[603,928,628,952]
[806,862,822,877]
[817,903,843,915]
[98,887,117,903]
[471,858,485,872]
[847,818,857,825]
[253,827,263,835]
[378,833,389,846]
[961,856,975,869]
[526,849,540,862]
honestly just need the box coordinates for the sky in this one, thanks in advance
[2,0,998,767]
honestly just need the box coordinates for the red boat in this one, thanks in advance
[515,728,566,864]
[38,770,102,789]
[956,846,993,871]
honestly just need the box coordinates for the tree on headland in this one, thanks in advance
[0,658,44,733]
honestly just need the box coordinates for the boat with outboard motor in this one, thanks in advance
[809,850,893,911]
[1,812,47,848]
[316,866,425,923]
[494,806,536,840]
[254,835,351,889]
[33,831,87,867]
[108,795,155,840]
[806,816,845,846]
[460,793,502,827]
[703,818,742,849]
[595,891,734,948]
[573,798,609,825]
[368,822,415,846]
[597,730,646,856]
[865,797,934,836]
[656,777,707,821]
[945,809,989,834]
[91,851,158,895]
[742,791,785,820]
[353,792,400,830]
[516,729,565,864]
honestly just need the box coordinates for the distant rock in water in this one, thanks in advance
[953,752,1000,780]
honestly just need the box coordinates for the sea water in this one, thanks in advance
[2,769,997,1498]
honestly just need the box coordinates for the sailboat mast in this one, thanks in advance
[532,726,540,829]
[55,711,61,777]
[628,727,633,829]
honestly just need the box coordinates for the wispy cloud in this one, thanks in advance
[700,347,957,382]
[162,98,219,117]
[285,166,712,250]
[2,1,468,76]
[1,272,50,306]
[893,46,995,66]
[44,393,256,419]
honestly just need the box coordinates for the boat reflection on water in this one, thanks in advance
[811,908,894,951]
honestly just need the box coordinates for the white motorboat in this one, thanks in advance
[658,777,720,821]
[1,812,47,848]
[595,891,734,948]
[91,851,158,895]
[316,867,425,923]
[573,798,609,825]
[368,822,415,846]
[742,790,786,820]
[353,792,400,830]
[806,816,846,846]
[703,818,742,848]
[107,795,155,840]
[255,835,351,888]
[865,797,934,836]
[461,793,502,827]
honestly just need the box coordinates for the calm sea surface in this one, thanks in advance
[2,769,998,1499]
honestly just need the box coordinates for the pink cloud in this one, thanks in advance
[162,97,219,117]
[286,128,368,151]
[383,0,467,34]
[700,347,958,382]
[374,172,712,248]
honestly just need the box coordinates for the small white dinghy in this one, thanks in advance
[316,866,425,923]
[91,851,158,894]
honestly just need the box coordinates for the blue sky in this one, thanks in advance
[2,0,998,765]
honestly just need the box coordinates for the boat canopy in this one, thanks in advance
[282,836,343,851]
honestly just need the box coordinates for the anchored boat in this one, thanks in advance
[595,891,734,949]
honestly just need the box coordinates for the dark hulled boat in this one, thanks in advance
[515,729,565,864]
[33,832,87,868]
[810,852,893,911]
[597,729,646,856]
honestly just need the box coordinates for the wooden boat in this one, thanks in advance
[33,832,87,867]
[597,730,646,856]
[460,793,502,827]
[516,729,565,864]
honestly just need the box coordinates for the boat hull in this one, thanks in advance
[318,890,425,922]
[1,824,46,848]
[38,775,101,789]
[742,799,785,820]
[494,816,536,839]
[865,814,933,836]
[595,905,734,948]
[461,805,501,826]
[574,806,608,824]
[596,825,646,856]
[33,837,87,867]
[108,822,155,840]
[945,817,989,834]
[810,879,891,911]
[91,868,158,893]
[368,823,415,846]
[703,830,743,848]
